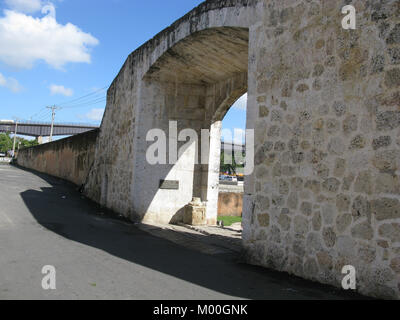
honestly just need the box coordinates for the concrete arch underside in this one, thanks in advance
[84,0,400,299]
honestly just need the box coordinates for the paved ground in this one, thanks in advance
[219,182,244,193]
[0,165,367,300]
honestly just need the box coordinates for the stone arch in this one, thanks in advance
[84,0,400,299]
[137,26,250,225]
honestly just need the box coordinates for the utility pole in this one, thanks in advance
[47,105,61,142]
[12,119,19,158]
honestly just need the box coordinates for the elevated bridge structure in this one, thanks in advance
[0,121,99,138]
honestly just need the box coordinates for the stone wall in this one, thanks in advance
[243,0,400,299]
[218,192,243,217]
[84,0,400,299]
[17,129,98,186]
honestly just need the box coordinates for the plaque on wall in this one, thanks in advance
[159,180,179,190]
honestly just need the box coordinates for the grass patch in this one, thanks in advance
[217,216,242,227]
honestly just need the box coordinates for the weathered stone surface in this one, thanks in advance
[322,178,340,193]
[336,194,351,212]
[379,223,400,242]
[257,213,270,228]
[255,195,270,213]
[296,83,309,93]
[376,111,400,131]
[312,212,322,232]
[269,225,281,243]
[305,180,321,194]
[300,202,312,216]
[306,232,323,253]
[304,258,319,278]
[385,69,400,88]
[332,101,346,117]
[390,258,400,274]
[334,158,346,177]
[313,64,324,77]
[351,221,374,240]
[372,150,400,174]
[292,240,305,257]
[291,178,303,191]
[352,195,371,221]
[337,236,356,258]
[371,55,385,74]
[328,137,345,155]
[278,214,291,231]
[336,214,352,233]
[372,136,392,150]
[259,105,269,117]
[287,192,298,210]
[294,215,309,238]
[372,198,400,221]
[349,135,366,149]
[321,204,335,225]
[291,152,305,164]
[388,47,400,65]
[326,119,340,134]
[342,174,355,191]
[322,227,336,248]
[358,244,376,263]
[354,171,373,195]
[386,24,400,44]
[343,115,358,133]
[183,199,207,226]
[375,173,400,194]
[279,180,289,195]
[317,251,333,270]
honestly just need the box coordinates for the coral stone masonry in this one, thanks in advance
[18,0,398,299]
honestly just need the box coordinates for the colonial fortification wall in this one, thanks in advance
[84,0,400,299]
[17,129,98,186]
[243,0,400,300]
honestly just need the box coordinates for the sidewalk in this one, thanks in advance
[137,222,243,257]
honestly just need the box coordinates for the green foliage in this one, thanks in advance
[220,151,245,175]
[0,133,39,153]
[217,216,242,227]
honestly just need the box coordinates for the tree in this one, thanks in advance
[0,133,13,153]
[0,133,39,153]
[220,150,245,175]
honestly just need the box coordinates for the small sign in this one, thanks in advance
[159,180,179,190]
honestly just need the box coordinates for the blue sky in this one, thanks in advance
[0,0,246,136]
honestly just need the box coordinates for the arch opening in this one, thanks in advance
[136,27,249,225]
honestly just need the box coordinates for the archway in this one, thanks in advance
[137,27,249,225]
[83,0,400,299]
[217,93,247,228]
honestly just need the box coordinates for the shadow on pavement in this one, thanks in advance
[17,166,370,300]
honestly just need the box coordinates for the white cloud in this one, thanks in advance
[4,0,43,13]
[232,93,247,111]
[0,7,99,69]
[50,84,73,96]
[85,108,104,122]
[0,72,22,92]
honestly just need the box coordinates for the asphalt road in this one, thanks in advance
[0,165,366,300]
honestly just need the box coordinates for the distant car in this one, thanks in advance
[220,175,237,183]
[0,153,6,157]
